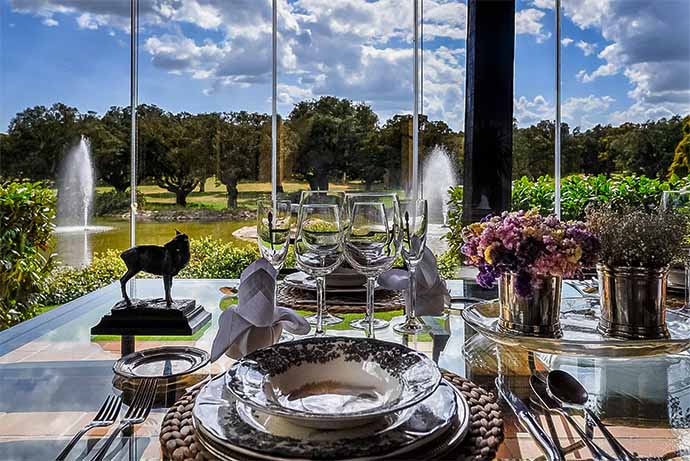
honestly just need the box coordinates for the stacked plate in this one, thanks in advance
[192,337,470,460]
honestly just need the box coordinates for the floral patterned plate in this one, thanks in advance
[192,374,469,461]
[463,300,690,358]
[225,336,441,429]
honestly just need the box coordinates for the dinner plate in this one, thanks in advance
[283,271,378,293]
[113,346,209,379]
[225,336,441,429]
[463,300,690,357]
[193,374,470,461]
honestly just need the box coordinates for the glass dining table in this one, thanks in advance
[1,277,689,460]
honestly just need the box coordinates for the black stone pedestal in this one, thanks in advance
[91,298,212,356]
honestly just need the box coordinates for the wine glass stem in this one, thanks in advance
[685,259,690,309]
[407,265,418,323]
[315,275,326,335]
[366,276,376,338]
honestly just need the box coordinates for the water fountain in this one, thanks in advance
[422,145,458,254]
[54,136,111,266]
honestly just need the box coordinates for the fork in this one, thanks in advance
[55,395,122,461]
[90,378,157,461]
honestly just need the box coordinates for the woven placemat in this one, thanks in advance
[276,284,405,314]
[160,369,504,461]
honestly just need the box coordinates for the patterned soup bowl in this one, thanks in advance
[225,336,441,429]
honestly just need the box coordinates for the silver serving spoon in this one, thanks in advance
[547,370,637,461]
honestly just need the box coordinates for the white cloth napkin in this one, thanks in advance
[378,247,450,316]
[211,258,310,361]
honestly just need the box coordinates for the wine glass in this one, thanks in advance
[299,190,346,326]
[661,189,690,308]
[344,192,402,331]
[345,202,401,337]
[295,203,344,335]
[394,199,429,334]
[257,199,294,341]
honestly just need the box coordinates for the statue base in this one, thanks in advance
[91,298,211,337]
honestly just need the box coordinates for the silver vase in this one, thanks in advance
[498,273,562,338]
[597,264,670,339]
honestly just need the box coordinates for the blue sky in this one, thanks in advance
[1,0,688,132]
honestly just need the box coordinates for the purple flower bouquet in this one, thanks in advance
[461,210,600,297]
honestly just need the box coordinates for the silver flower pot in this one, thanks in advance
[498,273,562,338]
[597,264,670,340]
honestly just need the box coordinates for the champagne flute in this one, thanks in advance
[257,199,293,341]
[661,189,690,309]
[299,190,346,326]
[394,199,429,334]
[344,192,402,331]
[345,202,401,337]
[295,203,344,335]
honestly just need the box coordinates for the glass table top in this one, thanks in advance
[0,278,689,460]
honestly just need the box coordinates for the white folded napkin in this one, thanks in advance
[211,258,310,361]
[378,247,450,316]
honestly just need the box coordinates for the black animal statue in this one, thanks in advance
[120,230,191,307]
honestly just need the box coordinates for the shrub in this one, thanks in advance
[41,237,261,306]
[0,181,56,329]
[94,189,146,216]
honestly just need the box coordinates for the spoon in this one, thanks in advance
[530,375,614,461]
[547,370,637,461]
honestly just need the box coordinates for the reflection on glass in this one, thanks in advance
[295,204,344,335]
[257,199,292,270]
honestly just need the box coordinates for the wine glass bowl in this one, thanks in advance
[257,199,292,271]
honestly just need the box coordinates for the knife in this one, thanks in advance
[496,377,564,461]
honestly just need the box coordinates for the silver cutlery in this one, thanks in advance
[496,377,564,461]
[55,395,122,461]
[547,370,637,461]
[530,375,614,461]
[90,378,157,461]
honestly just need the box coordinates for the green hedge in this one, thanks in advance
[42,237,261,306]
[94,189,146,216]
[0,181,56,329]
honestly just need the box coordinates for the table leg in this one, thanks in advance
[121,335,135,356]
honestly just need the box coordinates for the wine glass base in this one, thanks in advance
[350,317,389,331]
[305,313,343,326]
[392,318,430,335]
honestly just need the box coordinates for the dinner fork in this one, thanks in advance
[90,378,157,461]
[55,395,122,461]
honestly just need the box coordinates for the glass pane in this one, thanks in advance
[512,0,557,211]
[1,1,130,267]
[421,0,467,254]
[560,0,689,183]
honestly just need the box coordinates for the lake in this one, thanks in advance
[53,217,254,267]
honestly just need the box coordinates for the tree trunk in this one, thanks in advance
[176,189,188,206]
[316,174,329,191]
[226,180,238,208]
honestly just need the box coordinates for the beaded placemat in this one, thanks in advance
[160,369,504,461]
[276,284,405,313]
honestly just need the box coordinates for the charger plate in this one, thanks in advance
[463,300,690,358]
[192,374,469,461]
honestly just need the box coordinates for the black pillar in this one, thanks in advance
[462,0,515,225]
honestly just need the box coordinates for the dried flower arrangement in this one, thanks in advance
[586,204,686,268]
[461,210,600,297]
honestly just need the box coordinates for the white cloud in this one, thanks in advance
[531,0,554,9]
[515,94,616,129]
[42,18,58,27]
[575,40,597,56]
[515,8,552,43]
[514,95,553,126]
[561,37,574,47]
